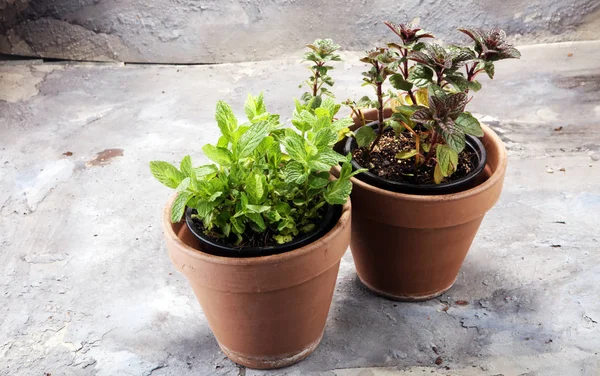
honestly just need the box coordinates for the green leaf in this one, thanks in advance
[208,191,222,202]
[427,84,447,99]
[171,192,190,223]
[176,177,190,192]
[244,93,267,122]
[283,161,307,184]
[434,162,444,184]
[467,80,482,92]
[308,149,346,171]
[388,119,405,134]
[236,120,270,158]
[246,204,271,213]
[396,149,418,159]
[331,117,354,132]
[308,174,330,189]
[436,144,459,177]
[455,112,484,137]
[195,200,215,217]
[355,126,377,148]
[390,74,414,91]
[408,65,434,87]
[484,61,495,79]
[314,107,331,120]
[292,109,315,133]
[246,213,266,230]
[246,173,265,202]
[150,161,185,189]
[313,128,337,150]
[357,96,374,108]
[194,164,218,177]
[324,179,352,205]
[445,73,469,91]
[215,101,238,140]
[202,144,233,166]
[283,132,308,162]
[217,135,229,148]
[179,155,194,177]
[441,129,466,153]
[274,234,293,244]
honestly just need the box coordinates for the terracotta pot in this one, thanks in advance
[335,108,507,301]
[162,198,351,369]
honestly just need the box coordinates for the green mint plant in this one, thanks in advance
[352,48,398,152]
[351,23,520,184]
[301,39,342,105]
[150,93,362,246]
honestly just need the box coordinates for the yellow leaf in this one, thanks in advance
[389,97,404,113]
[434,163,444,184]
[415,88,429,106]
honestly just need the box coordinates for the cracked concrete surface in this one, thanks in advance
[1,41,599,375]
[1,0,600,63]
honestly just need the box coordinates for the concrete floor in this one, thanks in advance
[1,41,599,376]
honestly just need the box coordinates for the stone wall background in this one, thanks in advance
[1,0,599,63]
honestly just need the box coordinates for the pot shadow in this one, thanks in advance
[284,251,559,373]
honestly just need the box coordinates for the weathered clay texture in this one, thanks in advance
[0,0,599,63]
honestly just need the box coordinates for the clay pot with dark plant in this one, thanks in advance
[150,41,364,369]
[335,24,520,300]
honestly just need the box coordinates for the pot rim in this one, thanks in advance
[346,124,506,202]
[162,197,352,266]
[345,121,488,194]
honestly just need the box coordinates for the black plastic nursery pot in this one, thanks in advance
[343,121,487,195]
[184,204,342,258]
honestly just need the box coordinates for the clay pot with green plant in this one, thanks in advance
[335,24,520,300]
[151,48,364,367]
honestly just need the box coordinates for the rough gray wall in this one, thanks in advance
[1,0,600,63]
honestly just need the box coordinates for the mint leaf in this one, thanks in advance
[408,65,433,87]
[180,155,194,177]
[355,126,377,148]
[246,204,270,213]
[324,179,352,205]
[171,192,190,223]
[313,128,337,150]
[246,173,265,202]
[236,120,270,158]
[246,212,266,230]
[308,149,345,171]
[150,161,185,189]
[202,144,233,166]
[194,164,218,177]
[215,101,238,140]
[455,112,484,137]
[283,132,308,162]
[395,149,418,159]
[284,161,307,184]
[244,93,267,122]
[436,144,459,177]
[308,174,329,189]
[390,74,414,91]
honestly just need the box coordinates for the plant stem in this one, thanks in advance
[369,64,386,153]
[424,130,438,164]
[400,48,418,105]
[436,68,445,86]
[403,124,421,166]
[312,63,322,97]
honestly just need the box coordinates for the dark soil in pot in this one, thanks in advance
[344,122,487,195]
[185,204,342,258]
